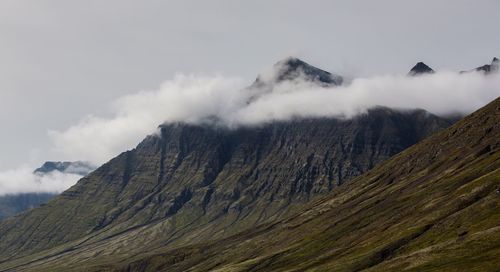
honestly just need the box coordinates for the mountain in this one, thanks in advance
[408,62,435,76]
[0,62,458,270]
[0,161,95,220]
[84,97,499,272]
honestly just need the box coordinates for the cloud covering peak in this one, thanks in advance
[48,67,500,166]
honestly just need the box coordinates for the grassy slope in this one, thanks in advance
[101,97,500,272]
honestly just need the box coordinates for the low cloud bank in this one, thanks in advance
[0,167,82,196]
[50,71,499,166]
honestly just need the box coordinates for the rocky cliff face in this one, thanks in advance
[0,106,454,264]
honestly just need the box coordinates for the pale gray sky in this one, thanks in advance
[0,0,499,170]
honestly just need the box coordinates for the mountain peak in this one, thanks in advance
[492,57,499,71]
[254,57,343,87]
[274,57,343,85]
[408,62,435,76]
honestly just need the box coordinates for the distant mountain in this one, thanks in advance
[0,193,54,220]
[408,62,435,76]
[458,57,500,74]
[34,161,95,176]
[0,161,95,220]
[0,59,459,270]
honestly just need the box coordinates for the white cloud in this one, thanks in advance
[49,75,247,164]
[48,71,500,167]
[0,166,82,196]
[1,70,498,195]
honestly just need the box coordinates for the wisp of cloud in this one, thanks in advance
[0,166,82,196]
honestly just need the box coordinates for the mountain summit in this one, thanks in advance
[254,57,343,86]
[408,62,435,76]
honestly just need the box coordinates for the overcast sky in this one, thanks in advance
[0,0,499,171]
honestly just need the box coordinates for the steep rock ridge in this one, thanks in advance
[0,108,453,267]
[97,97,500,272]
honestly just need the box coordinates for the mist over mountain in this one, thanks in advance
[0,161,95,220]
[48,58,500,167]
